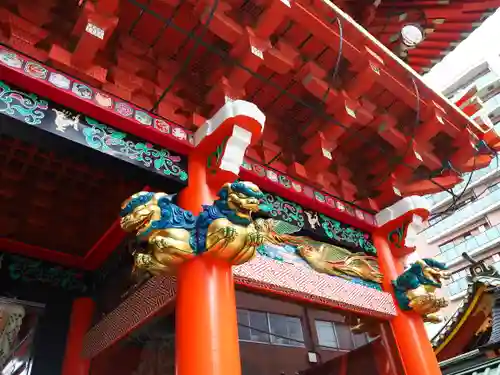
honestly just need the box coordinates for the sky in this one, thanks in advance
[423,8,500,91]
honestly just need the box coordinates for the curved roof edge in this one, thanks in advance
[432,259,500,360]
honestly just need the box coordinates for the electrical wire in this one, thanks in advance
[468,152,500,200]
[128,0,153,36]
[425,160,499,231]
[148,4,186,50]
[121,0,489,208]
[328,17,344,85]
[429,155,477,220]
[429,143,499,221]
[1,0,475,214]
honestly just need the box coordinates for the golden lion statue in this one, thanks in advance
[393,259,451,322]
[119,181,268,275]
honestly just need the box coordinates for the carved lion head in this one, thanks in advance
[215,181,270,224]
[119,192,169,237]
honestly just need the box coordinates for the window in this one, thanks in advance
[446,269,470,296]
[315,320,370,351]
[439,241,458,262]
[438,225,490,263]
[490,254,500,272]
[315,320,338,348]
[477,224,489,233]
[428,216,442,226]
[237,309,304,347]
[439,241,454,252]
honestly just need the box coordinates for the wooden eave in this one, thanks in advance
[1,0,500,213]
[432,275,500,361]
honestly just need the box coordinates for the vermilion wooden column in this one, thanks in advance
[61,297,95,375]
[374,197,441,375]
[174,101,265,375]
[175,154,241,375]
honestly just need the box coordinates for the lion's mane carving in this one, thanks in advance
[393,258,450,323]
[119,181,269,275]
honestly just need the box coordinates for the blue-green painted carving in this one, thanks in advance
[259,192,375,255]
[83,117,188,181]
[0,80,187,184]
[319,214,377,255]
[0,81,48,125]
[387,221,409,249]
[2,254,87,292]
[262,193,305,228]
[392,258,449,322]
[121,181,272,275]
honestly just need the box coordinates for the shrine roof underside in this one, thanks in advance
[1,0,500,215]
[363,0,500,73]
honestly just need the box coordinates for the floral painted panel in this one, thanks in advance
[0,80,188,184]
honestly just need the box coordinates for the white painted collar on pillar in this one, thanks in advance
[375,195,431,227]
[194,100,266,147]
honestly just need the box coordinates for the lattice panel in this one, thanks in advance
[83,274,177,358]
[83,254,396,359]
[0,133,143,255]
[233,254,395,316]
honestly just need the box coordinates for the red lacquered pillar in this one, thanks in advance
[61,297,95,375]
[175,155,241,375]
[175,256,241,375]
[374,199,441,375]
[173,101,265,375]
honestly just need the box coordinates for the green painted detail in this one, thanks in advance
[350,278,382,290]
[262,193,305,228]
[392,258,448,311]
[206,136,230,174]
[378,121,387,132]
[314,191,326,202]
[319,214,377,255]
[278,175,291,188]
[256,245,284,262]
[83,117,188,181]
[0,81,48,124]
[387,222,407,249]
[2,254,87,292]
